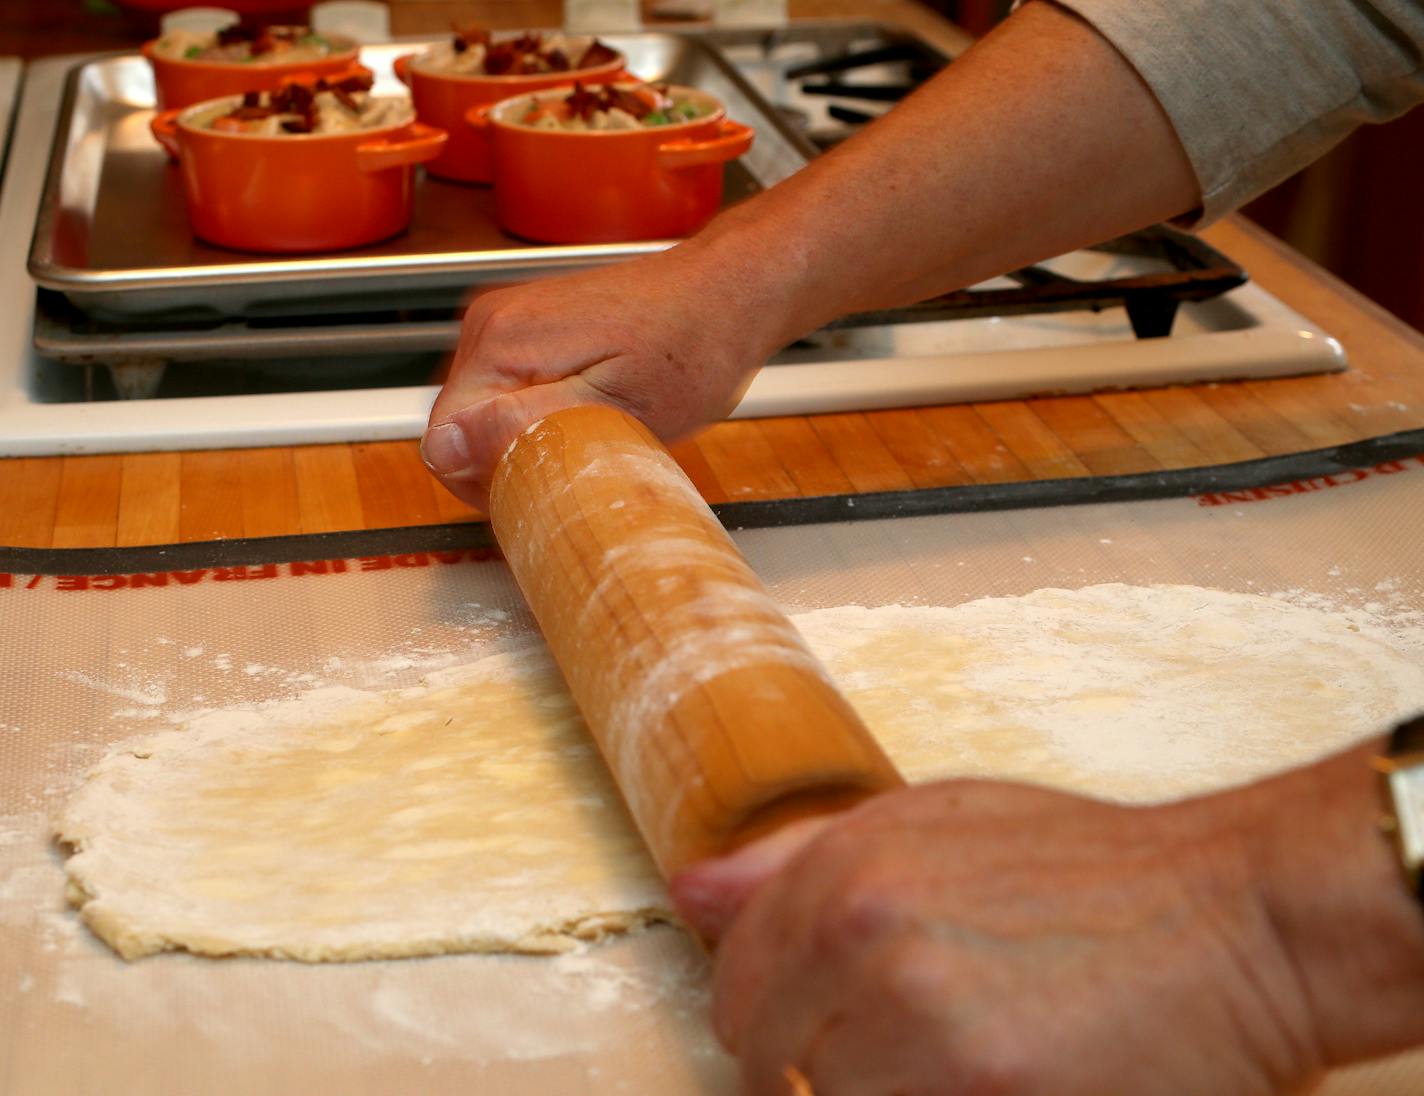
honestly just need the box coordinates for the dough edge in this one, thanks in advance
[61,855,676,962]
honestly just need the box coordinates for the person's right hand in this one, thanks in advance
[420,247,782,510]
[670,738,1424,1094]
[674,779,1324,1095]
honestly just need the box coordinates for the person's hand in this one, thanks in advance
[417,0,1211,513]
[672,777,1345,1095]
[420,248,781,510]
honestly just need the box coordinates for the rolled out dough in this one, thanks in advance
[58,584,1424,962]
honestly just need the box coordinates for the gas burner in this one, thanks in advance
[710,24,948,147]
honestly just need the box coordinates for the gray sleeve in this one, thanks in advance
[1048,0,1424,226]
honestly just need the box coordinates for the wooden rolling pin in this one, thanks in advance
[488,405,904,881]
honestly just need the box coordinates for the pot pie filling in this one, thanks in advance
[193,73,411,136]
[514,83,712,131]
[154,24,348,65]
[413,26,620,77]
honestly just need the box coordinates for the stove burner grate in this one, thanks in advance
[831,226,1246,340]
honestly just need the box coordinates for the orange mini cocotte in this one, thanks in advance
[469,82,754,244]
[393,28,629,184]
[149,71,447,254]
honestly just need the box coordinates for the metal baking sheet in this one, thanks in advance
[26,35,813,322]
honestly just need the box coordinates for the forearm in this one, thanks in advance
[670,0,1200,355]
[1239,736,1424,1067]
[422,1,1203,494]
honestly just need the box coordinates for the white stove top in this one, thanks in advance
[0,53,1345,458]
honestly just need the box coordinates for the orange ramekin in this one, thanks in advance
[142,34,363,110]
[150,97,447,253]
[469,85,754,244]
[393,45,628,184]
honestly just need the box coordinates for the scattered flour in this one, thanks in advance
[56,671,166,708]
[5,582,1423,1087]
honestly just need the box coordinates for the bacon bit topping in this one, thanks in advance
[214,23,310,58]
[562,82,605,121]
[483,40,537,75]
[562,81,657,122]
[215,24,257,48]
[330,72,374,94]
[580,40,621,69]
[443,26,614,74]
[213,71,375,134]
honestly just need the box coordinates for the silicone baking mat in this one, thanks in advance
[3,432,1424,1094]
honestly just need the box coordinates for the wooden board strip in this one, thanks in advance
[974,402,1093,480]
[1116,387,1264,464]
[292,446,365,536]
[1032,396,1160,476]
[669,438,730,505]
[694,420,800,501]
[806,413,917,494]
[1241,376,1360,448]
[0,457,63,549]
[861,408,973,489]
[238,448,301,540]
[116,453,181,548]
[1094,392,1211,470]
[351,441,443,530]
[1194,384,1318,455]
[1140,387,1265,463]
[753,417,856,497]
[913,405,1033,484]
[180,450,245,543]
[51,456,123,549]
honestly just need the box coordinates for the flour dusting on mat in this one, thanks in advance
[801,584,1424,803]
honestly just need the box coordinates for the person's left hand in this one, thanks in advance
[421,246,782,511]
[671,779,1322,1095]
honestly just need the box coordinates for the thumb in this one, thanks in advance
[670,815,833,945]
[420,377,611,510]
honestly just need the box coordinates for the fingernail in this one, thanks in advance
[420,422,471,475]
